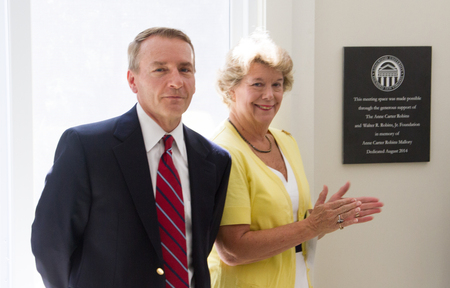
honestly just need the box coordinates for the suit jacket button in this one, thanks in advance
[156,268,164,275]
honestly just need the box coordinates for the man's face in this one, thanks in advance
[127,36,195,132]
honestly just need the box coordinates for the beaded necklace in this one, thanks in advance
[228,119,272,153]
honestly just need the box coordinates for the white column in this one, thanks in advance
[7,0,35,286]
[229,0,266,48]
[1,0,11,286]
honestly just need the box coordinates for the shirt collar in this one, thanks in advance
[136,103,186,158]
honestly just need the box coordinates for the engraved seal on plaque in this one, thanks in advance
[371,55,405,92]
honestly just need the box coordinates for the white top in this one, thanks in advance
[268,149,309,288]
[137,103,194,287]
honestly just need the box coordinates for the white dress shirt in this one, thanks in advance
[136,103,194,287]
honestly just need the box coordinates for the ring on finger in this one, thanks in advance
[339,224,344,230]
[337,214,344,224]
[355,212,360,218]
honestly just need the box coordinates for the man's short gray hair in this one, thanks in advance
[128,27,195,72]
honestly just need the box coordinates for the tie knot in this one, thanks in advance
[162,134,174,151]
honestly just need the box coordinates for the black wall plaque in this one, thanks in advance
[343,47,431,164]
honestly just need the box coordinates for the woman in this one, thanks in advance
[207,31,383,288]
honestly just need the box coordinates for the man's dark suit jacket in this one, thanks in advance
[31,105,231,288]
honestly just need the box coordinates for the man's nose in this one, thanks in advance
[168,70,183,90]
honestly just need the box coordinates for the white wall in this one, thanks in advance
[268,0,450,287]
[303,0,449,287]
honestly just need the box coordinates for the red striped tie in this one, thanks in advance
[155,135,189,288]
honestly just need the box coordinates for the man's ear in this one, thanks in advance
[127,70,138,93]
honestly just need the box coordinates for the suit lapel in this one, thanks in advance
[183,126,216,251]
[112,106,163,262]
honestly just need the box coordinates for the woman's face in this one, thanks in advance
[230,62,284,127]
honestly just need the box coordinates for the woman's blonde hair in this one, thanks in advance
[217,30,294,107]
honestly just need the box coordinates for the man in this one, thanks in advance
[31,27,231,288]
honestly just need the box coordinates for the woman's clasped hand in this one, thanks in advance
[307,182,383,238]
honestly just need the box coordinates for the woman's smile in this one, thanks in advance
[254,104,274,110]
